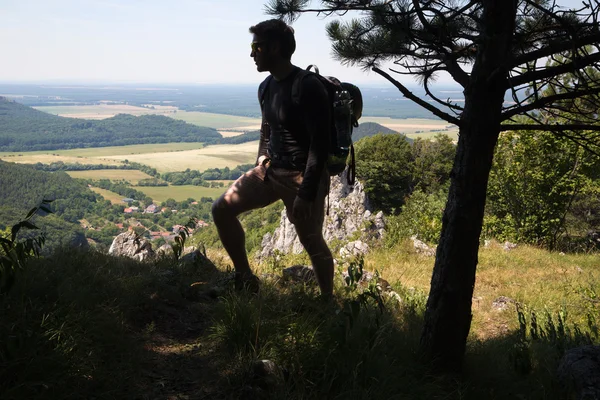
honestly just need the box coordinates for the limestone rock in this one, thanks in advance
[341,270,392,292]
[412,236,436,257]
[339,240,369,259]
[503,241,518,251]
[491,296,516,311]
[108,231,155,261]
[557,345,600,400]
[259,172,385,259]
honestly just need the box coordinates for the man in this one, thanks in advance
[211,19,333,296]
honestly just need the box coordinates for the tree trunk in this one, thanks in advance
[420,0,518,371]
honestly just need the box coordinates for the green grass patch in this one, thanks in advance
[171,111,261,130]
[88,187,127,204]
[67,170,155,184]
[134,185,225,202]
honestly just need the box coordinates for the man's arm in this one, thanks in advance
[297,75,330,201]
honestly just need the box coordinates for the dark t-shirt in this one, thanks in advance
[257,66,330,201]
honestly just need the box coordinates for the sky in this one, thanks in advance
[0,0,586,86]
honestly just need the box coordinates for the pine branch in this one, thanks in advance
[372,66,460,125]
[510,51,600,87]
[502,87,600,120]
[500,124,600,131]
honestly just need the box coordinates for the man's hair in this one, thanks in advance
[249,19,296,60]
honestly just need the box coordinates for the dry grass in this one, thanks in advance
[361,117,459,140]
[66,169,155,184]
[34,104,177,119]
[99,141,259,173]
[89,187,127,204]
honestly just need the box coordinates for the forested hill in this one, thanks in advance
[0,97,221,151]
[352,122,402,141]
[0,160,104,251]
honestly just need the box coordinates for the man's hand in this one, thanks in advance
[292,196,312,221]
[257,155,270,167]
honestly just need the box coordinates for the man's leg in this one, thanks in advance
[273,168,334,296]
[212,165,278,276]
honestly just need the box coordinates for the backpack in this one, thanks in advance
[258,65,363,185]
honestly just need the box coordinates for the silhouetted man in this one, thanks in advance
[211,19,333,296]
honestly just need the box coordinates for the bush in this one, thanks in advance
[384,189,446,246]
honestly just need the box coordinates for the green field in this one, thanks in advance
[67,170,156,184]
[171,111,261,130]
[133,185,226,202]
[89,187,127,204]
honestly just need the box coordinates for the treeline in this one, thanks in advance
[0,97,221,151]
[30,161,160,177]
[90,179,152,204]
[161,164,254,185]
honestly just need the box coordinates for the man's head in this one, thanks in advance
[249,19,296,72]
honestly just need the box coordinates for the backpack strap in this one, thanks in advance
[347,144,356,186]
[291,69,311,106]
[258,75,273,111]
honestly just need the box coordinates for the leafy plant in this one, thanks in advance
[0,200,52,293]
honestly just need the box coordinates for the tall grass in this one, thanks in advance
[1,241,598,399]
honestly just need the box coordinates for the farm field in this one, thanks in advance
[34,104,177,119]
[0,143,206,167]
[97,141,259,173]
[361,117,459,140]
[134,185,225,202]
[170,111,261,130]
[66,170,155,184]
[89,187,127,204]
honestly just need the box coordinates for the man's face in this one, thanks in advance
[250,34,273,72]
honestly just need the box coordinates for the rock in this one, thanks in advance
[412,236,436,256]
[282,265,316,283]
[108,231,155,261]
[253,359,283,386]
[503,241,518,251]
[156,244,174,257]
[386,291,403,304]
[557,345,600,400]
[491,296,515,311]
[259,172,385,259]
[339,240,370,259]
[341,270,392,292]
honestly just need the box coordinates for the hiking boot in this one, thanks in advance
[234,272,260,294]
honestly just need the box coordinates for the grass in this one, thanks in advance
[34,104,177,119]
[133,185,226,202]
[1,242,597,399]
[88,187,127,204]
[0,142,206,158]
[96,141,259,173]
[66,170,156,184]
[171,111,261,130]
[0,141,256,174]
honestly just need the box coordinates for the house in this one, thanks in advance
[122,198,134,204]
[196,220,209,228]
[124,207,134,214]
[191,201,199,205]
[145,204,160,213]
[130,206,139,212]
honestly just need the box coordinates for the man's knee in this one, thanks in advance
[211,196,233,223]
[297,230,329,255]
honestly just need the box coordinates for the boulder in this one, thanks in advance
[491,296,516,311]
[339,240,370,259]
[412,236,436,256]
[557,345,600,400]
[108,231,155,261]
[259,172,385,259]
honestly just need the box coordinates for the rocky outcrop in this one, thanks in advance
[108,231,155,261]
[259,172,385,259]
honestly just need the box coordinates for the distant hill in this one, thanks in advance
[0,97,222,151]
[352,122,404,141]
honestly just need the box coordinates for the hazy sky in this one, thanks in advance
[0,0,586,86]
